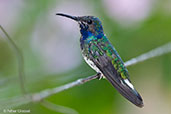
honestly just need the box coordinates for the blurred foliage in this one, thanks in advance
[0,0,171,114]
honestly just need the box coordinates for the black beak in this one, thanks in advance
[56,13,79,21]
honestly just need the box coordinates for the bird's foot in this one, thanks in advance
[97,73,103,80]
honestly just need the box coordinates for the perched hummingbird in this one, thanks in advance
[56,13,143,107]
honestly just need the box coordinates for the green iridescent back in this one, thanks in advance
[82,35,129,80]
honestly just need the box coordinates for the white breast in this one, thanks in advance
[83,55,101,73]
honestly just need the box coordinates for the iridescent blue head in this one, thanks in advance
[56,13,104,39]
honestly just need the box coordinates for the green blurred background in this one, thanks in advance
[0,0,171,114]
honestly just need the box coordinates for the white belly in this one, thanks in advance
[83,55,101,73]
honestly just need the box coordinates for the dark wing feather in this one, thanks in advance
[88,43,144,107]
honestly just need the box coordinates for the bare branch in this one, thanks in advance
[32,73,101,102]
[125,42,171,67]
[41,100,78,114]
[0,25,26,94]
[0,95,32,110]
[0,74,100,109]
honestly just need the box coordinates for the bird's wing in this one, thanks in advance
[87,39,143,107]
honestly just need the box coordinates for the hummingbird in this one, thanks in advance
[56,13,144,107]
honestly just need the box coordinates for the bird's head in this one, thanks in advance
[56,13,104,38]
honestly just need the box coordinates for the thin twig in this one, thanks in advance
[41,100,78,114]
[32,73,100,102]
[0,74,100,109]
[125,42,171,66]
[0,25,26,94]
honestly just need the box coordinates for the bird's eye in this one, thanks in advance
[87,20,92,24]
